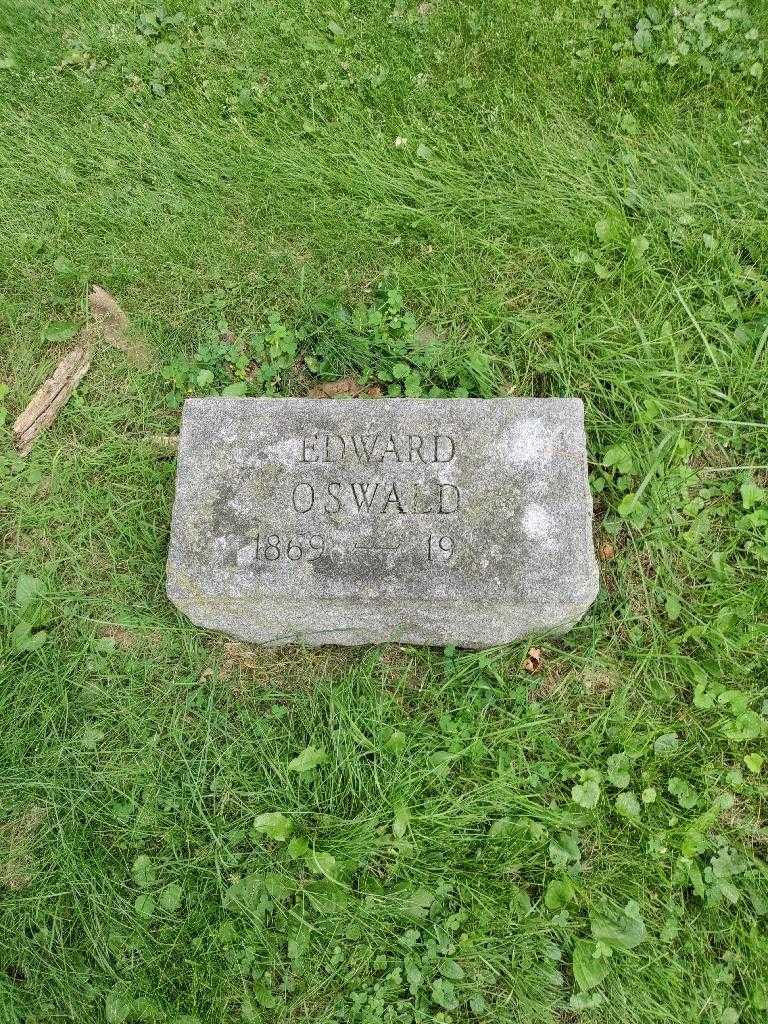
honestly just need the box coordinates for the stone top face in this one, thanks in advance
[167,397,598,648]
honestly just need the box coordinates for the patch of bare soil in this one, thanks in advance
[88,285,151,366]
[219,641,362,695]
[307,376,383,399]
[375,646,431,693]
[0,806,45,891]
[581,665,620,697]
[101,624,137,650]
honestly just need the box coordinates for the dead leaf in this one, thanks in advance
[307,377,382,399]
[13,347,91,455]
[88,285,150,365]
[418,2,434,14]
[522,647,543,674]
[598,540,615,561]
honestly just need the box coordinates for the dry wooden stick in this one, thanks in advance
[12,347,91,455]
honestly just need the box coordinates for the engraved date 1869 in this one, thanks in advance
[249,533,325,561]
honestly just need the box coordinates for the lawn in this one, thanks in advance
[1,1,768,1021]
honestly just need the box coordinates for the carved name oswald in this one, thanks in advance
[291,431,460,516]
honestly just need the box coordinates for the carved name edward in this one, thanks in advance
[301,432,455,464]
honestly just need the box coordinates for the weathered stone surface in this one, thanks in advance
[167,397,598,648]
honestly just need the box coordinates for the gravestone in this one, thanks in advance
[166,397,598,648]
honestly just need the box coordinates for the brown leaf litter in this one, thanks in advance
[219,641,359,693]
[307,376,382,399]
[522,647,543,674]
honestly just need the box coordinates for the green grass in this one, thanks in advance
[1,1,768,1021]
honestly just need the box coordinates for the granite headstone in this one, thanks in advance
[167,397,598,647]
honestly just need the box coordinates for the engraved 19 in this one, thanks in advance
[426,535,455,562]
